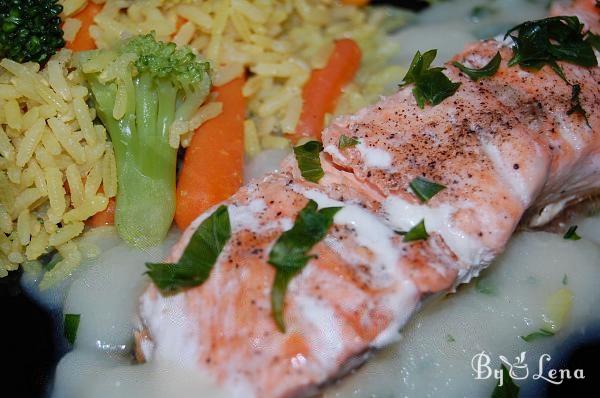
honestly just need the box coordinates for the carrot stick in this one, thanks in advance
[293,39,362,142]
[174,77,246,230]
[341,0,370,5]
[66,2,103,51]
[87,197,116,227]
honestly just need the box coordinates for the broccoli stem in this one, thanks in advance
[116,74,178,247]
[83,34,211,247]
[90,74,178,248]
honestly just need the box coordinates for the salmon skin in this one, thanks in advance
[136,2,600,397]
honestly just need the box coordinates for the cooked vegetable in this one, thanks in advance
[403,219,429,242]
[294,39,362,141]
[587,32,600,51]
[268,200,341,332]
[80,33,211,247]
[409,176,446,202]
[338,135,360,149]
[453,51,502,81]
[567,85,590,127]
[543,287,573,332]
[341,0,371,5]
[470,5,497,20]
[87,197,115,227]
[64,313,81,345]
[505,16,598,83]
[401,49,461,108]
[519,328,554,342]
[66,2,102,51]
[175,77,245,230]
[491,365,519,398]
[563,225,581,240]
[294,141,325,183]
[475,277,497,295]
[0,0,66,64]
[146,205,231,293]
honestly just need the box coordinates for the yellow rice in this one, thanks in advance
[0,0,407,283]
[60,0,405,154]
[0,50,117,286]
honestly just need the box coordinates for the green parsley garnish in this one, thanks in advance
[470,5,497,20]
[403,219,429,242]
[446,334,456,342]
[475,277,496,295]
[64,313,81,345]
[453,51,502,81]
[409,176,446,203]
[563,225,581,240]
[587,32,600,51]
[520,328,555,342]
[562,274,568,286]
[504,16,598,83]
[146,205,231,293]
[45,252,62,271]
[491,364,520,398]
[268,200,341,332]
[294,140,324,183]
[338,135,360,149]
[567,84,590,128]
[401,49,461,109]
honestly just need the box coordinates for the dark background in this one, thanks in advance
[1,1,598,397]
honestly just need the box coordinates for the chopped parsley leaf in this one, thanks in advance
[268,200,341,332]
[491,364,520,398]
[563,225,581,240]
[520,328,555,342]
[586,32,600,51]
[403,219,429,242]
[470,5,498,20]
[338,135,360,149]
[294,140,324,183]
[409,176,446,202]
[64,313,81,345]
[146,205,231,293]
[453,51,502,81]
[475,278,496,295]
[567,84,590,128]
[562,274,568,286]
[505,16,597,83]
[401,49,461,108]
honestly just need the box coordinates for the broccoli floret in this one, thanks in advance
[0,0,66,65]
[80,33,211,247]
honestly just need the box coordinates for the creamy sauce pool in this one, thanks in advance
[21,1,597,397]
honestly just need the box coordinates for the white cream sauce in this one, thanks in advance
[325,224,600,398]
[21,228,229,398]
[383,196,488,267]
[22,1,594,397]
[356,143,393,170]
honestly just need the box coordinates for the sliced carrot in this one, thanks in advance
[341,0,370,6]
[292,38,362,142]
[87,197,116,227]
[66,2,103,51]
[64,176,115,227]
[174,77,246,230]
[176,16,187,31]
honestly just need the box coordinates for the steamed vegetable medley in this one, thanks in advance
[0,0,401,284]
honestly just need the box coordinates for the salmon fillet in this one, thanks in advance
[136,2,600,397]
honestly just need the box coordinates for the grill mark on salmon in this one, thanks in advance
[136,2,600,397]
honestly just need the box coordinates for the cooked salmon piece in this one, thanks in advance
[137,2,599,397]
[139,172,458,397]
